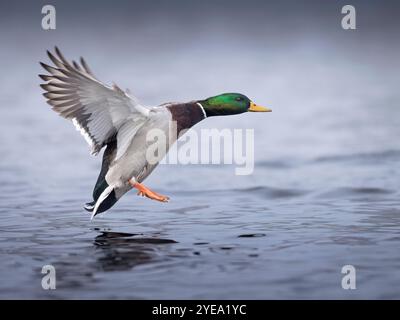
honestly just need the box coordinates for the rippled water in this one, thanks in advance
[1,0,400,299]
[1,146,399,299]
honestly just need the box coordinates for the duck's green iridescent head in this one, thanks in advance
[198,93,271,117]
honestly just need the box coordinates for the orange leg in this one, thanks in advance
[129,181,170,203]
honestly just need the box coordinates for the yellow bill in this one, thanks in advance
[248,101,272,112]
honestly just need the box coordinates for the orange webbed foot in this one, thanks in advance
[130,181,170,203]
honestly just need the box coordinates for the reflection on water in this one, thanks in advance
[93,231,177,272]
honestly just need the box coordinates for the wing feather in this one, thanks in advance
[39,47,150,155]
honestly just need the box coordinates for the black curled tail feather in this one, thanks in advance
[93,140,117,201]
[84,201,95,212]
[84,141,117,214]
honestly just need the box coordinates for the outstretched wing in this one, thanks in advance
[39,47,150,155]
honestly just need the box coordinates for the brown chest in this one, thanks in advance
[167,102,206,136]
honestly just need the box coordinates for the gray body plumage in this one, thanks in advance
[104,107,173,201]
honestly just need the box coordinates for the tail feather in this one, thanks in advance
[84,201,95,212]
[93,141,117,200]
[91,185,118,219]
[85,141,118,217]
[84,179,119,218]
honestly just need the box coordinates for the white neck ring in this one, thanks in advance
[196,102,207,119]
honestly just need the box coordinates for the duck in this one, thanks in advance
[39,47,271,219]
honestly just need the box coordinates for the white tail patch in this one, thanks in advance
[91,185,114,220]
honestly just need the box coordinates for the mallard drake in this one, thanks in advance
[39,47,271,218]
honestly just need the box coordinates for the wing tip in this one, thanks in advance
[39,83,48,91]
[38,74,50,81]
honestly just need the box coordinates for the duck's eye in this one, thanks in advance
[236,97,243,101]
